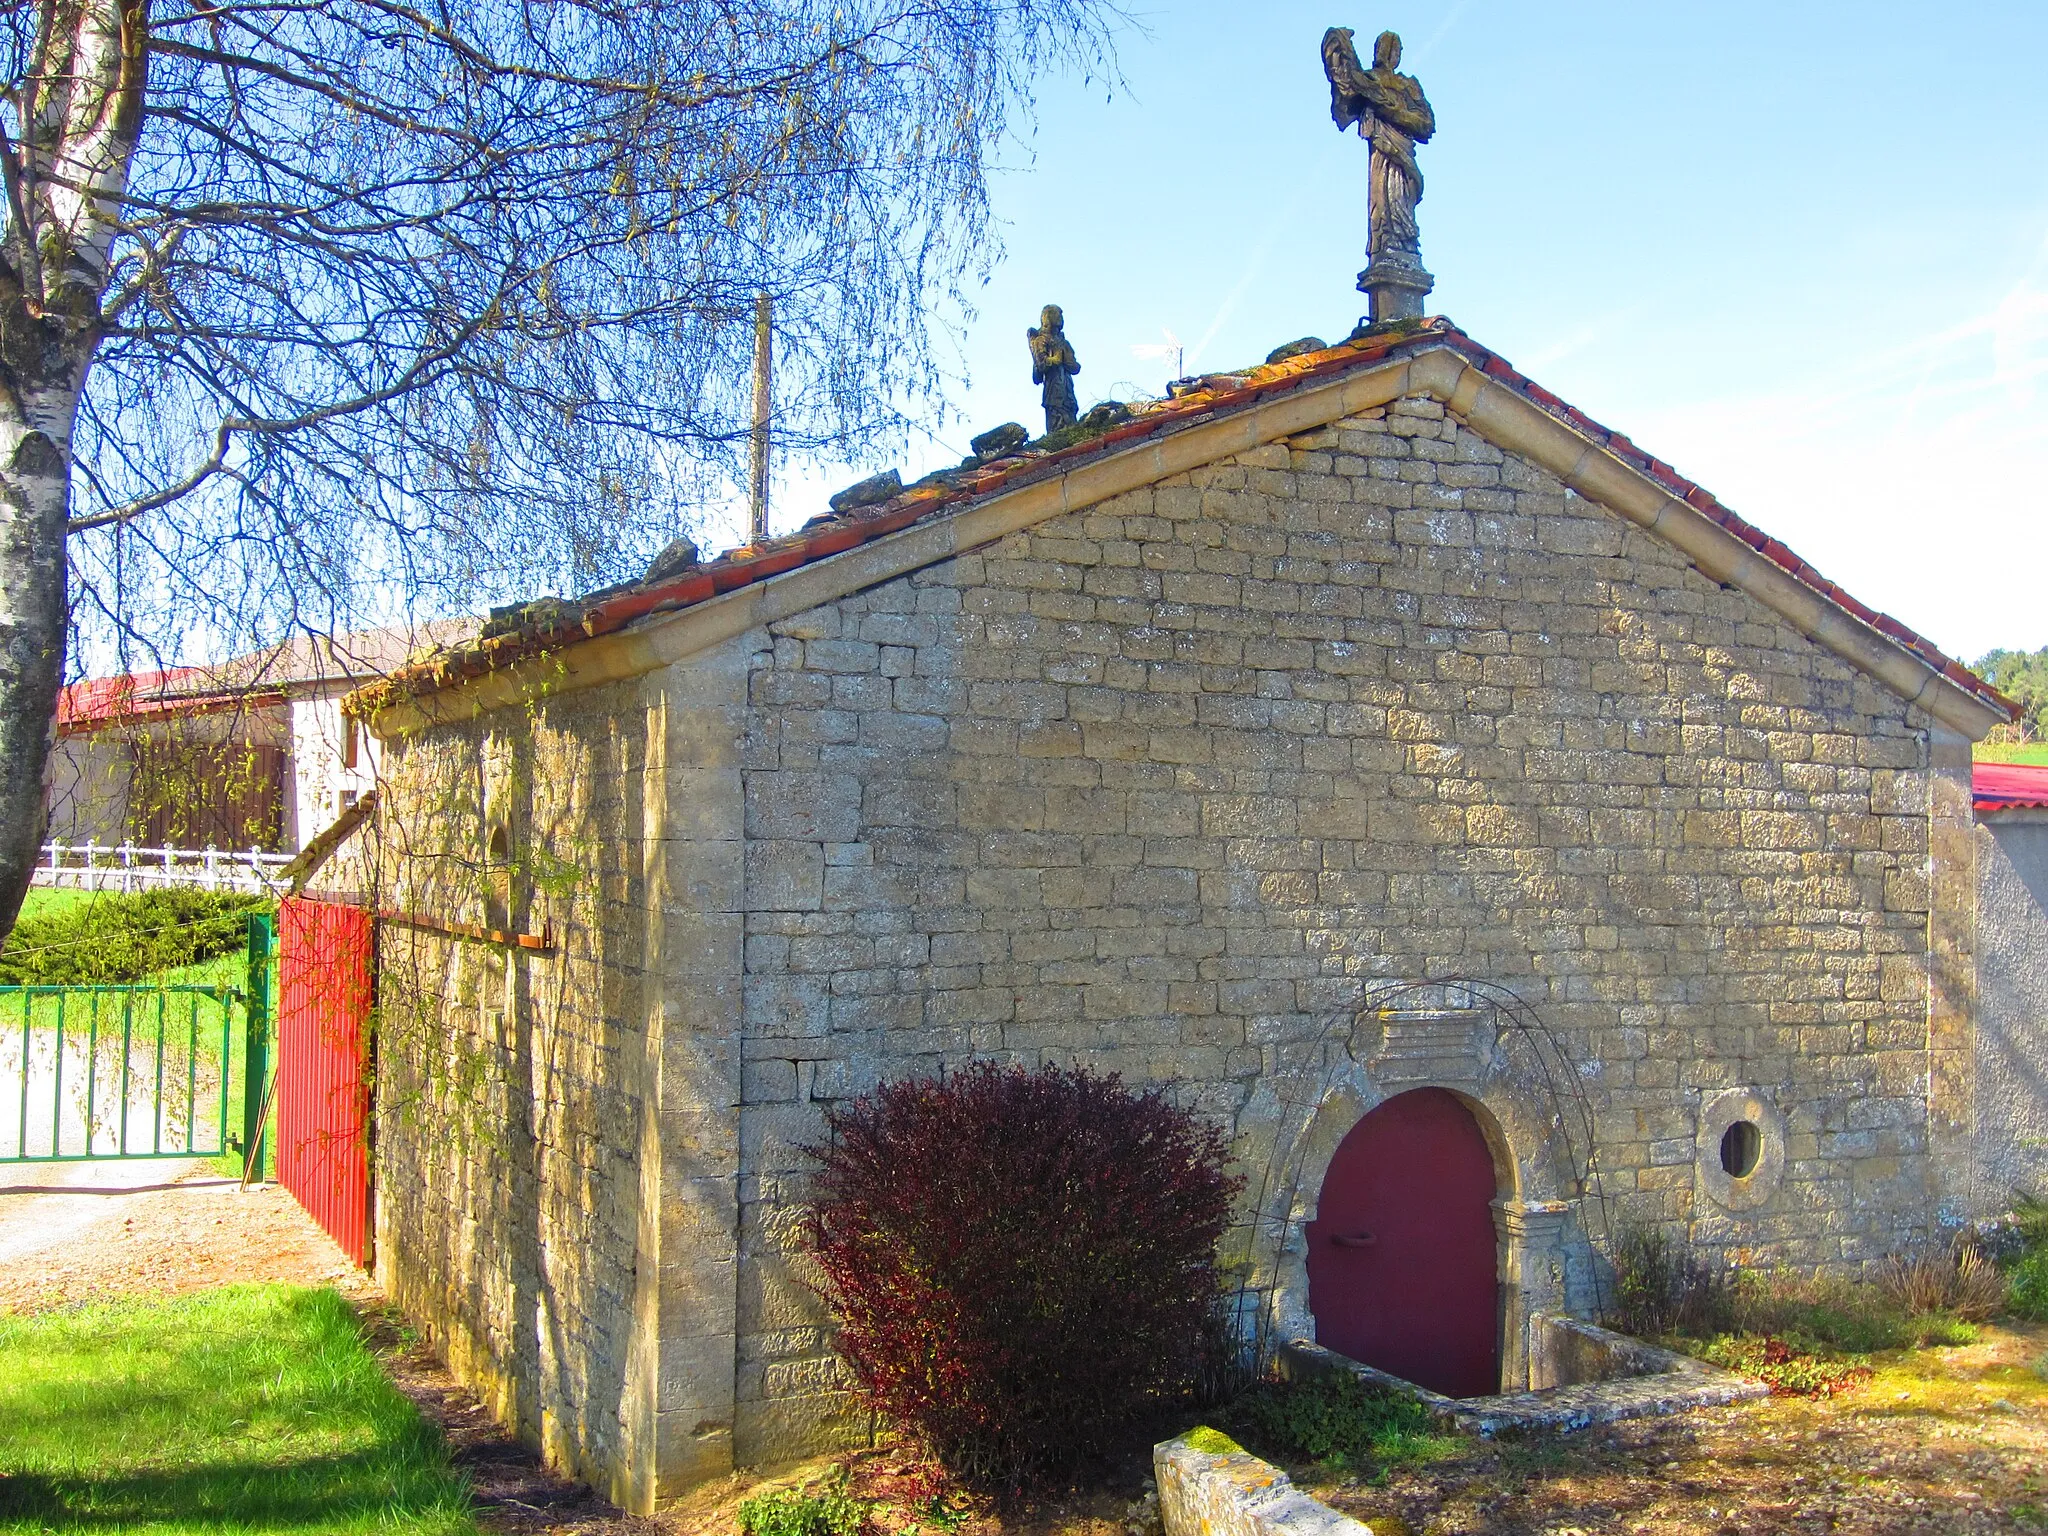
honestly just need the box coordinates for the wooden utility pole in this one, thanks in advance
[749,294,772,543]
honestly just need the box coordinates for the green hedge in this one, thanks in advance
[0,889,268,986]
[2006,1197,2048,1322]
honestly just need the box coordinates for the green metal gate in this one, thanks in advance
[1,913,275,1167]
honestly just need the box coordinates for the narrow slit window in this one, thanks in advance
[485,822,512,928]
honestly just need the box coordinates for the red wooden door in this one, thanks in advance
[1305,1088,1500,1397]
[277,897,374,1266]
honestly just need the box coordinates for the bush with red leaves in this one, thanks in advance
[804,1062,1240,1483]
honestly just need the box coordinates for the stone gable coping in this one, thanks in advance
[353,326,2012,743]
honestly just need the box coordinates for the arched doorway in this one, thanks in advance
[1305,1087,1501,1397]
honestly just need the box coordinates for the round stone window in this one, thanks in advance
[1719,1120,1761,1178]
[1697,1088,1786,1213]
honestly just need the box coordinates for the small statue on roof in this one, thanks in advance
[1322,26,1436,323]
[1027,305,1081,435]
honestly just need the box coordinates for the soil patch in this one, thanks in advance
[1300,1323,2048,1535]
[367,1304,666,1535]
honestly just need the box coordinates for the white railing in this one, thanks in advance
[32,841,292,895]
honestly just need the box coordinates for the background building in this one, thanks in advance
[46,622,472,858]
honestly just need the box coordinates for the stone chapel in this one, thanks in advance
[322,312,2027,1509]
[295,22,2048,1511]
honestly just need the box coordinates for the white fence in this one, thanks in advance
[31,841,291,895]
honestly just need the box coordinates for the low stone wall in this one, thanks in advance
[1528,1312,1688,1389]
[1281,1322,1766,1437]
[1155,1432,1372,1536]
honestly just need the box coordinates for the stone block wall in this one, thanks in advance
[350,386,1973,1496]
[732,395,1946,1450]
[358,676,672,1509]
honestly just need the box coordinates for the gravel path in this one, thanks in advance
[0,1159,369,1311]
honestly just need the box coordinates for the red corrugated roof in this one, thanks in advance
[1975,761,2048,814]
[58,619,474,732]
[347,319,2016,725]
[55,667,257,731]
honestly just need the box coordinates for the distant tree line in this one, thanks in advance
[1976,647,2048,741]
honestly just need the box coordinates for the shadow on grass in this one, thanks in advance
[0,1284,474,1534]
[0,1445,471,1530]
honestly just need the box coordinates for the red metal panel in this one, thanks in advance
[276,897,374,1266]
[1305,1087,1501,1397]
[1976,761,2048,813]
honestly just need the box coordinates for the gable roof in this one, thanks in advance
[57,665,289,733]
[60,619,474,734]
[349,319,2014,741]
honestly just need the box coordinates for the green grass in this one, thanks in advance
[1975,742,2048,765]
[17,889,100,923]
[0,1285,475,1535]
[2003,1200,2048,1321]
[1221,1372,1459,1481]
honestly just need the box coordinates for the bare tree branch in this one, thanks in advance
[0,0,1127,934]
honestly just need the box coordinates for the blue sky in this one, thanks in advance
[728,0,2048,663]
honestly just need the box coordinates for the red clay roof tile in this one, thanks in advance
[348,320,2015,725]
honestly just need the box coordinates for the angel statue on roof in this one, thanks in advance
[1027,304,1082,435]
[1322,26,1437,322]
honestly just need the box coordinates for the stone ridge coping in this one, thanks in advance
[1154,1432,1381,1536]
[353,320,2012,741]
[1281,1327,1768,1438]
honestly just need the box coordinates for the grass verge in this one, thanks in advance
[0,1284,474,1535]
[1975,741,2048,765]
[1609,1221,2004,1398]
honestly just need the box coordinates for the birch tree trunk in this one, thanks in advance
[0,0,146,926]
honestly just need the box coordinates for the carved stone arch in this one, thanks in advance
[1244,1003,1587,1395]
